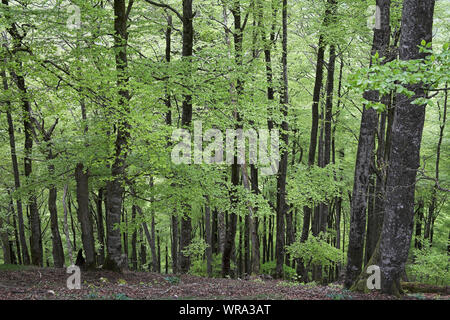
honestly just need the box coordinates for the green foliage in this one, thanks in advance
[286,233,344,269]
[189,254,228,278]
[408,245,450,286]
[260,260,296,280]
[287,163,348,209]
[349,42,450,111]
[181,238,209,260]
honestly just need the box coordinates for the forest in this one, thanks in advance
[0,0,449,300]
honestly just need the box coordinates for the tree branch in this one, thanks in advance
[143,0,183,21]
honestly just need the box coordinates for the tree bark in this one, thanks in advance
[131,204,138,270]
[179,0,194,274]
[275,0,289,279]
[380,0,435,294]
[105,0,132,271]
[205,199,213,277]
[75,163,96,268]
[345,0,390,288]
[2,64,30,265]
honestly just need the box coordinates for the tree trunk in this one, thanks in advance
[131,205,138,270]
[2,67,30,265]
[179,0,194,274]
[171,215,178,273]
[150,211,159,272]
[205,199,213,277]
[62,185,73,264]
[414,198,424,249]
[96,188,105,266]
[75,163,96,268]
[380,0,435,294]
[0,216,12,264]
[105,0,132,271]
[275,0,289,279]
[345,0,390,288]
[48,183,65,268]
[250,165,260,274]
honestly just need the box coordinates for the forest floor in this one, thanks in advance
[0,265,448,300]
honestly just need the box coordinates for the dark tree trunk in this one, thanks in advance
[131,205,138,270]
[105,0,132,271]
[297,2,329,280]
[151,211,159,272]
[18,74,42,267]
[414,199,424,249]
[426,84,447,244]
[222,0,244,278]
[238,216,243,277]
[139,227,147,269]
[275,0,289,279]
[171,215,178,273]
[262,216,267,264]
[2,66,30,265]
[364,172,376,265]
[2,0,44,266]
[179,0,194,274]
[345,0,390,288]
[250,165,260,274]
[211,208,218,255]
[48,182,65,268]
[205,200,213,277]
[380,0,435,294]
[142,221,154,270]
[0,217,12,264]
[96,188,105,266]
[75,164,96,268]
[368,111,388,262]
[7,47,43,266]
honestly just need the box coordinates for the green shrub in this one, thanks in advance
[408,246,450,285]
[189,254,233,278]
[286,233,344,269]
[260,260,296,280]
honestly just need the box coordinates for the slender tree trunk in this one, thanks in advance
[414,198,424,249]
[171,215,178,273]
[105,0,132,271]
[179,0,194,274]
[0,216,12,264]
[131,205,138,270]
[140,227,147,269]
[205,199,213,277]
[75,163,96,268]
[151,211,158,272]
[250,165,260,274]
[48,182,65,268]
[211,208,218,255]
[297,11,328,282]
[2,66,30,265]
[63,185,73,264]
[96,188,105,265]
[345,0,390,288]
[275,0,289,279]
[426,84,447,244]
